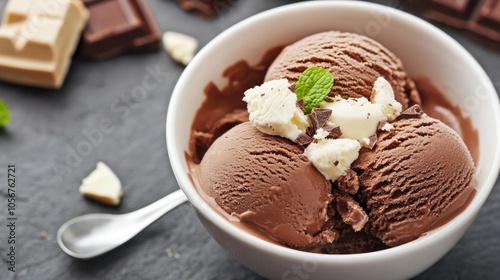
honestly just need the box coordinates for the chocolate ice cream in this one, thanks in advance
[265,31,420,109]
[199,122,335,250]
[187,31,478,254]
[189,47,283,163]
[353,111,475,246]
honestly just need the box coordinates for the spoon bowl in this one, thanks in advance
[58,189,188,259]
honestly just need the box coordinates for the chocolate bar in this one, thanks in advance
[0,0,89,88]
[80,0,161,61]
[468,0,500,41]
[402,0,500,42]
[176,0,232,18]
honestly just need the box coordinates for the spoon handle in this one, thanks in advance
[125,189,188,227]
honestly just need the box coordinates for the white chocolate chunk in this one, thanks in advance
[243,79,309,142]
[304,138,361,181]
[313,128,329,140]
[371,77,402,121]
[163,31,198,65]
[79,162,123,206]
[380,122,394,131]
[322,97,384,145]
[243,77,401,183]
[321,77,402,147]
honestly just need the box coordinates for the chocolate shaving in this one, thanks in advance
[295,133,313,146]
[323,125,342,139]
[305,125,315,137]
[337,169,359,195]
[296,99,306,113]
[396,104,423,120]
[368,134,378,150]
[310,108,332,131]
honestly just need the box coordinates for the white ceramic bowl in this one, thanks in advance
[166,2,500,279]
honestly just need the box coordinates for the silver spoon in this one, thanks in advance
[57,190,188,259]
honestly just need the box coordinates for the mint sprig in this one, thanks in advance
[0,99,10,127]
[294,66,334,114]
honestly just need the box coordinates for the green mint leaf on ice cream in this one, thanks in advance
[294,66,334,113]
[0,99,10,127]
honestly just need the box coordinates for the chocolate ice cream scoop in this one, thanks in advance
[353,112,475,247]
[265,31,420,109]
[199,122,336,250]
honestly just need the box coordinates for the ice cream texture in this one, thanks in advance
[353,114,475,246]
[199,122,335,250]
[189,31,476,254]
[265,31,420,109]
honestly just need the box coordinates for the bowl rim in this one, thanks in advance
[166,1,500,263]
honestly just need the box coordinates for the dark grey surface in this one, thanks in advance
[0,0,498,279]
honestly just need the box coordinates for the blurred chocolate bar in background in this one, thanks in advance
[402,0,499,42]
[80,0,161,61]
[176,0,233,18]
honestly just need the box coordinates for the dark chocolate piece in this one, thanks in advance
[295,133,313,146]
[337,169,359,195]
[396,104,424,120]
[323,125,342,139]
[309,108,332,131]
[333,190,368,232]
[323,96,334,103]
[176,0,232,18]
[468,0,500,41]
[403,0,479,28]
[305,125,315,138]
[81,0,161,61]
[368,134,378,150]
[296,99,306,113]
[402,0,500,42]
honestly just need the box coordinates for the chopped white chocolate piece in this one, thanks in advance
[321,77,402,147]
[243,76,402,183]
[79,162,123,206]
[380,122,394,131]
[371,77,402,121]
[243,79,309,142]
[322,97,384,145]
[304,138,361,181]
[163,31,198,65]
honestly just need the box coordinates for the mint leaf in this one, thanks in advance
[0,99,10,127]
[294,66,334,113]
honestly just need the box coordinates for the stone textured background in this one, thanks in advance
[0,0,498,279]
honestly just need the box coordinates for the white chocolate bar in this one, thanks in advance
[0,0,89,88]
